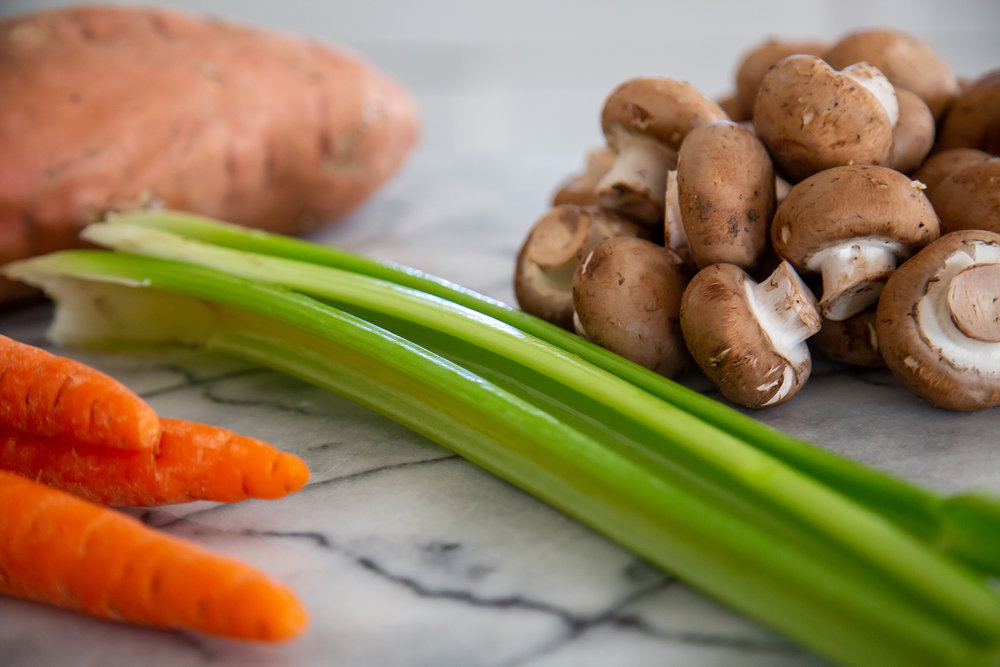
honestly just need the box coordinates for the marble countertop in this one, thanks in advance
[2,149,1000,667]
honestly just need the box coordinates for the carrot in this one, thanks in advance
[0,469,308,641]
[0,418,310,507]
[0,335,159,450]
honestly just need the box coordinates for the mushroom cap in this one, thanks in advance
[911,147,992,197]
[716,93,748,123]
[677,121,774,271]
[889,88,936,174]
[876,230,1000,411]
[931,158,1000,235]
[823,29,959,119]
[573,236,688,378]
[680,263,812,408]
[936,69,1000,154]
[772,165,939,268]
[810,308,884,367]
[734,38,829,118]
[514,205,645,329]
[753,55,895,183]
[601,77,728,150]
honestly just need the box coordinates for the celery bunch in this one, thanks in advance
[7,211,1000,666]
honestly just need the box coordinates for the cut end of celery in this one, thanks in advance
[3,253,217,348]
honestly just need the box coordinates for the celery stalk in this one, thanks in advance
[104,210,1000,575]
[6,250,996,666]
[80,220,1000,644]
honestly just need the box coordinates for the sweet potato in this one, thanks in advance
[0,5,419,305]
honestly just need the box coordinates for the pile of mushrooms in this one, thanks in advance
[514,28,1000,411]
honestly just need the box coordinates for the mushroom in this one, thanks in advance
[911,147,991,200]
[810,308,884,368]
[929,157,1000,235]
[514,205,646,329]
[936,69,1000,154]
[772,165,940,321]
[823,29,959,120]
[733,37,829,121]
[680,261,821,408]
[716,93,747,123]
[877,230,1000,411]
[573,236,688,378]
[597,77,728,225]
[753,55,899,183]
[673,120,774,272]
[888,88,936,174]
[552,147,615,207]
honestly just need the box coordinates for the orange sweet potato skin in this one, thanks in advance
[0,5,419,305]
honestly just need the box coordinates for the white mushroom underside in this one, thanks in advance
[598,128,674,204]
[915,242,1000,376]
[663,170,688,249]
[841,62,900,126]
[806,237,907,320]
[743,274,813,406]
[520,259,573,305]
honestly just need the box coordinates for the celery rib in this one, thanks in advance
[82,220,1000,643]
[105,210,1000,575]
[5,250,993,666]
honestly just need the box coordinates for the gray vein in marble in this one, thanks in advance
[138,365,264,399]
[245,522,749,667]
[309,452,460,484]
[135,452,463,534]
[198,380,340,418]
[254,526,607,626]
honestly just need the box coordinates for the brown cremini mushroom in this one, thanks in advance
[823,29,959,119]
[935,69,1000,153]
[911,147,992,199]
[877,230,1000,411]
[514,205,646,329]
[753,55,899,183]
[598,77,728,225]
[573,236,688,378]
[671,120,774,271]
[772,165,939,321]
[716,93,748,123]
[930,157,1000,235]
[680,261,821,408]
[552,147,615,207]
[888,88,936,174]
[810,308,884,368]
[733,38,829,120]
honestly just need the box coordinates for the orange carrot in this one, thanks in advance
[0,335,159,450]
[0,469,308,641]
[0,418,310,507]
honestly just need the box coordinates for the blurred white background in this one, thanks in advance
[4,0,999,158]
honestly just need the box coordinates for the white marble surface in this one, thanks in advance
[2,150,1000,667]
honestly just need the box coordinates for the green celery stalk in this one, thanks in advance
[104,210,1000,574]
[6,249,996,666]
[78,221,1000,645]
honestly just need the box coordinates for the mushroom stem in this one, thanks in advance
[807,238,907,321]
[948,264,1000,343]
[746,261,822,363]
[775,175,792,203]
[553,148,615,207]
[598,128,676,224]
[663,169,688,250]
